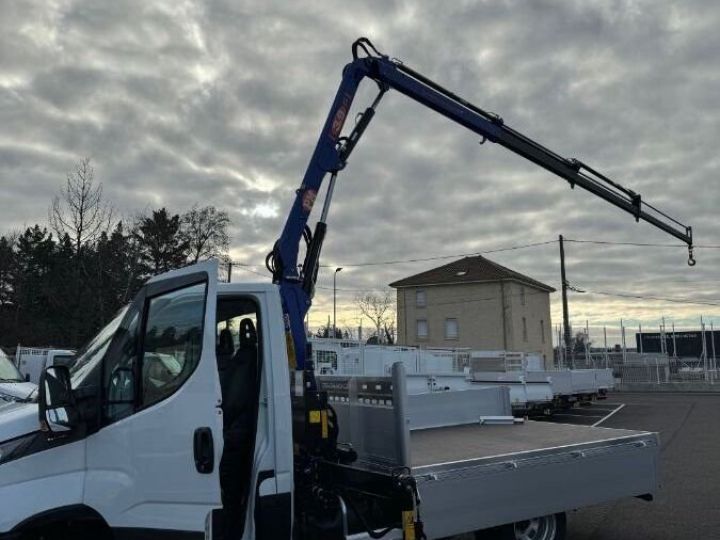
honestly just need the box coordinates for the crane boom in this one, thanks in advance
[267,37,694,370]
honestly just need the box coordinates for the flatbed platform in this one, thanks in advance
[409,420,658,538]
[321,367,659,538]
[411,421,648,469]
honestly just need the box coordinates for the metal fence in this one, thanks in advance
[555,318,720,389]
[309,338,472,376]
[563,350,720,387]
[614,356,719,385]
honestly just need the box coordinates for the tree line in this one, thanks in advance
[314,291,397,345]
[0,158,230,350]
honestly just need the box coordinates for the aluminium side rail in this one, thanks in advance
[320,363,659,539]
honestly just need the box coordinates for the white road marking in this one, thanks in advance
[592,403,626,427]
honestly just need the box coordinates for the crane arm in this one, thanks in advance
[267,37,694,370]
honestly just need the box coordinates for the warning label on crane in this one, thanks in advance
[329,94,351,139]
[302,189,317,213]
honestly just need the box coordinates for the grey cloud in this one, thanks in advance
[1,0,718,331]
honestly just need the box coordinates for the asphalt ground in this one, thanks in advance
[542,400,625,427]
[565,392,720,540]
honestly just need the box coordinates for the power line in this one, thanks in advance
[229,264,389,292]
[229,265,269,279]
[228,236,719,277]
[227,239,557,271]
[577,286,720,308]
[565,238,720,249]
[320,240,558,267]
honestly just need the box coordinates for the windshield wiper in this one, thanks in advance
[0,378,23,383]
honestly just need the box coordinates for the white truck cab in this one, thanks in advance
[0,261,293,540]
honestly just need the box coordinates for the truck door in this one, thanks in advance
[84,261,222,538]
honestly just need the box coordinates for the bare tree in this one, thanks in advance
[49,158,113,259]
[383,319,396,345]
[342,325,357,340]
[354,290,395,344]
[181,205,231,264]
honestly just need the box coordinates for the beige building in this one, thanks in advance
[390,255,555,366]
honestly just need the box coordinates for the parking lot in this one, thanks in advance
[564,392,720,539]
[543,401,626,427]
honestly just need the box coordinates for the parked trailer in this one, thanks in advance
[311,339,611,414]
[312,340,555,413]
[14,347,76,384]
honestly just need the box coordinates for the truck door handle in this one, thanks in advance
[193,427,214,474]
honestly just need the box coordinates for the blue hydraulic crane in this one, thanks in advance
[267,37,694,372]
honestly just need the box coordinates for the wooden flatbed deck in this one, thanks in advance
[410,420,648,468]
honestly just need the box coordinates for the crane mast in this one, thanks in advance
[267,37,694,371]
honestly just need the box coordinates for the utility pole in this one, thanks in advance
[603,326,608,368]
[559,235,571,353]
[701,316,708,380]
[711,321,717,379]
[661,317,667,355]
[333,267,343,339]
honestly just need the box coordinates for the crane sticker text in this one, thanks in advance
[329,94,351,140]
[302,189,317,213]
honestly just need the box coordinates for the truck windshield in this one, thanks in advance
[0,356,23,382]
[70,307,128,388]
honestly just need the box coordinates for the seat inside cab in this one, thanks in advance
[215,297,261,538]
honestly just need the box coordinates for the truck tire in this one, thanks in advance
[475,512,566,540]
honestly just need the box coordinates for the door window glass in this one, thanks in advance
[0,356,22,381]
[104,306,141,422]
[71,307,128,389]
[141,283,207,408]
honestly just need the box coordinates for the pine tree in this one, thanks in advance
[134,208,189,274]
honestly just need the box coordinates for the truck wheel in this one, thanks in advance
[476,512,566,540]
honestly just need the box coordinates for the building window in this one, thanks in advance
[522,317,528,342]
[416,319,428,339]
[540,319,545,343]
[445,318,459,339]
[520,286,526,306]
[416,289,426,307]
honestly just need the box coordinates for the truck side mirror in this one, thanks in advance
[25,373,30,382]
[38,365,79,434]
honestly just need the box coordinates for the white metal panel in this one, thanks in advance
[0,439,86,532]
[84,261,223,532]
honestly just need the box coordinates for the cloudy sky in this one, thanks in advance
[1,0,719,343]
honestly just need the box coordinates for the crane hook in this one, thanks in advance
[688,246,696,267]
